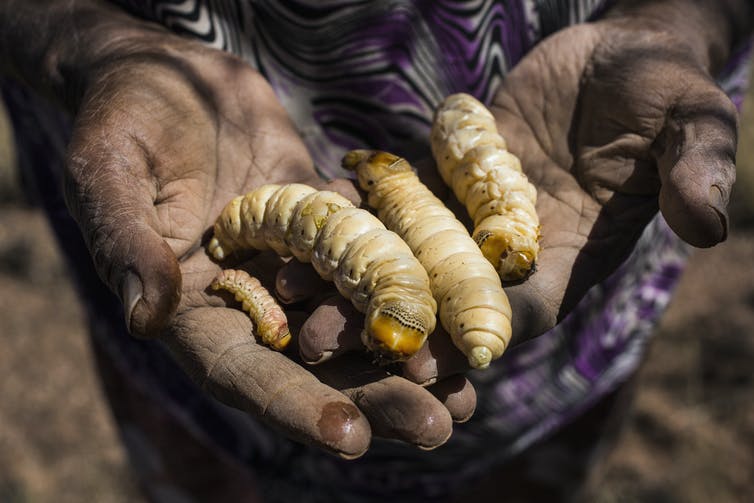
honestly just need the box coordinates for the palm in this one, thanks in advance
[281,21,737,382]
[123,54,320,314]
[66,41,469,456]
[488,22,736,343]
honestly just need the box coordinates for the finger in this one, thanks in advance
[240,252,290,287]
[298,296,364,364]
[401,326,469,385]
[656,83,738,247]
[311,355,454,450]
[162,306,372,459]
[65,135,181,338]
[426,375,477,423]
[275,259,332,304]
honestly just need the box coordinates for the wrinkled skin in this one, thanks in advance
[63,15,737,457]
[493,20,735,344]
[296,19,737,384]
[64,41,467,458]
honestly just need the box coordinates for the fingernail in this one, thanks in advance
[708,185,729,241]
[418,376,438,386]
[709,184,726,209]
[121,272,143,334]
[414,416,453,451]
[302,350,333,365]
[276,291,306,305]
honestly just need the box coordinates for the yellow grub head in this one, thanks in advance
[499,251,535,282]
[342,150,411,191]
[474,230,503,259]
[267,330,292,351]
[474,230,534,282]
[362,300,432,361]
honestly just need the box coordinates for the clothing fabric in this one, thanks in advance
[3,0,752,501]
[111,0,607,173]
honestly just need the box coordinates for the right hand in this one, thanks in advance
[63,31,473,458]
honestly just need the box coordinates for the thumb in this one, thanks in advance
[655,82,738,248]
[65,138,181,338]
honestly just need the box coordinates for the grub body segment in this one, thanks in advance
[209,184,436,360]
[431,93,540,281]
[211,268,291,350]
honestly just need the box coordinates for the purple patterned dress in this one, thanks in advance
[2,1,751,501]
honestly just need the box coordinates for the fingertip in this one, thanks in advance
[275,260,327,304]
[656,88,737,248]
[401,327,468,385]
[316,400,372,459]
[427,375,477,424]
[401,344,440,385]
[660,164,731,248]
[298,317,332,364]
[413,405,454,450]
[264,386,374,459]
[370,376,453,450]
[298,297,363,364]
[313,357,454,450]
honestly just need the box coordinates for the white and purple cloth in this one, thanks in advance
[3,1,751,501]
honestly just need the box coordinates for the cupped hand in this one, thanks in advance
[295,17,739,385]
[63,36,465,457]
[491,19,737,344]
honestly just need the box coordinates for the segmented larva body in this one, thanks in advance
[343,150,512,369]
[211,268,291,350]
[208,184,437,361]
[431,92,540,282]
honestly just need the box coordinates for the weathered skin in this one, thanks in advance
[23,2,461,454]
[8,0,742,460]
[279,5,742,387]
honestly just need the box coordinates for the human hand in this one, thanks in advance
[295,3,743,384]
[63,33,471,457]
[489,12,738,344]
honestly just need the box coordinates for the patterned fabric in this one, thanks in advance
[111,0,607,174]
[92,328,636,503]
[3,1,752,501]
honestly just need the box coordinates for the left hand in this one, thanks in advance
[295,13,739,384]
[492,18,737,344]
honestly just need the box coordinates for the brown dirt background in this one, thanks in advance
[1,84,753,502]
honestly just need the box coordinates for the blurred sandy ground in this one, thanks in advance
[0,89,753,502]
[0,101,142,502]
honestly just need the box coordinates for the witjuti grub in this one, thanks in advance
[208,184,437,361]
[431,92,540,281]
[343,150,512,369]
[211,268,291,350]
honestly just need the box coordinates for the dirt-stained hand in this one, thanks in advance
[493,19,737,344]
[293,15,739,386]
[63,35,455,458]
